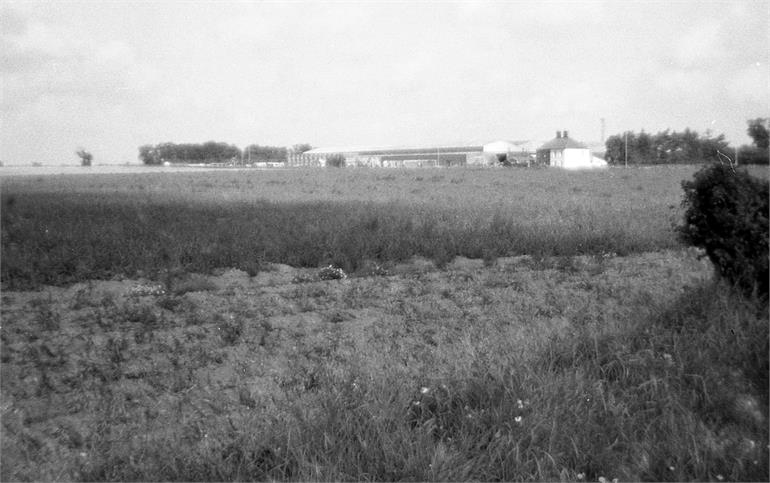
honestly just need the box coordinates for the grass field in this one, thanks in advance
[1,166,693,289]
[1,165,767,481]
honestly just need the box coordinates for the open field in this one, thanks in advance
[1,165,768,481]
[1,165,703,289]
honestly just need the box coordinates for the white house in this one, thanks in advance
[536,131,607,170]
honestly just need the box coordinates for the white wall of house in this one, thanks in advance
[549,148,607,170]
[563,148,592,168]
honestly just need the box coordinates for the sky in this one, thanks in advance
[1,0,768,165]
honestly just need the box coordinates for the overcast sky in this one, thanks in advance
[1,0,768,165]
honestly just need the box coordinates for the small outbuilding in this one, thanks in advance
[536,131,607,170]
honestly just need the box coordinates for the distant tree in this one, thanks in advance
[245,144,288,163]
[736,118,770,165]
[635,130,653,162]
[138,142,241,164]
[76,148,93,166]
[138,145,161,165]
[747,118,769,150]
[604,134,626,165]
[605,128,730,165]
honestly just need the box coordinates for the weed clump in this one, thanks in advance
[318,265,346,281]
[680,163,769,298]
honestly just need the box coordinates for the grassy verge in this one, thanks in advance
[79,282,768,482]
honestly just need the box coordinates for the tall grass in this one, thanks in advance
[1,167,689,288]
[75,280,767,482]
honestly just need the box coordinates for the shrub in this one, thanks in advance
[326,153,346,168]
[680,163,769,298]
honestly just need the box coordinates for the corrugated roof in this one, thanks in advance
[538,136,588,151]
[305,143,485,155]
[305,140,537,156]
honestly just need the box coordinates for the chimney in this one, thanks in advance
[556,131,562,138]
[563,130,569,138]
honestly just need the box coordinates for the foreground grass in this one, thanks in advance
[1,166,690,289]
[1,251,766,481]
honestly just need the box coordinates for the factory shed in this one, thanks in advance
[288,140,538,168]
[289,143,482,167]
[536,131,607,170]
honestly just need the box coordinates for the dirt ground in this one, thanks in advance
[0,250,712,480]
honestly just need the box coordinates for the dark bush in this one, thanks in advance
[680,163,769,298]
[326,153,346,168]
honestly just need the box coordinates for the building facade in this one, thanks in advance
[536,131,607,169]
[287,140,536,168]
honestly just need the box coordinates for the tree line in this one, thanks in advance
[138,142,313,165]
[605,119,769,166]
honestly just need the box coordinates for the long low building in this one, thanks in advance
[287,140,536,168]
[287,133,606,169]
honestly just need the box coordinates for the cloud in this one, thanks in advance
[672,19,726,68]
[727,62,770,106]
[1,7,156,114]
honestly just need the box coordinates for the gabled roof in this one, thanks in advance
[538,136,588,151]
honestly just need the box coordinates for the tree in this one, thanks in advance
[604,134,625,165]
[605,128,731,165]
[76,148,93,166]
[635,130,653,162]
[244,144,288,163]
[747,118,769,150]
[138,145,161,165]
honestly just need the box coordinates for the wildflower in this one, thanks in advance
[716,475,724,481]
[598,477,607,483]
[576,473,585,480]
[668,466,675,472]
[412,401,420,406]
[421,387,430,394]
[514,416,522,424]
[516,399,524,409]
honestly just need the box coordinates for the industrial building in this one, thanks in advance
[287,140,536,168]
[287,132,606,169]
